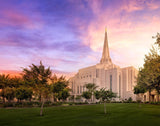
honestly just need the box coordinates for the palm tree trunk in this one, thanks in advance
[40,99,45,116]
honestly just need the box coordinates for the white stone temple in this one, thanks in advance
[69,29,138,101]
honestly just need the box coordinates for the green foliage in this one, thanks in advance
[15,86,33,101]
[82,91,92,100]
[3,87,15,102]
[127,97,132,103]
[101,89,117,102]
[134,85,146,94]
[153,32,160,47]
[136,42,160,102]
[84,83,98,102]
[52,80,68,93]
[0,74,22,103]
[94,88,116,102]
[0,74,10,89]
[135,34,160,102]
[85,83,98,92]
[58,88,70,101]
[51,75,70,102]
[94,90,101,100]
[75,95,81,100]
[0,61,71,112]
[22,61,52,103]
[69,95,74,100]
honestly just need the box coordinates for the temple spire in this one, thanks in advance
[100,28,112,64]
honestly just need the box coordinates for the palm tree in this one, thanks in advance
[85,83,98,102]
[0,74,10,103]
[100,89,116,114]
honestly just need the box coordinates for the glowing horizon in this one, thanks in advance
[0,0,160,75]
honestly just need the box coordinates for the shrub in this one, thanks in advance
[127,97,133,103]
[3,102,14,107]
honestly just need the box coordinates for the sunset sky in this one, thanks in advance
[0,0,160,75]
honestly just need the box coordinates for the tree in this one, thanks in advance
[15,86,33,102]
[75,95,81,102]
[22,61,52,116]
[69,95,75,102]
[52,80,68,94]
[51,77,69,102]
[94,90,102,102]
[153,32,160,46]
[134,84,146,102]
[3,87,15,103]
[82,91,92,103]
[95,88,116,114]
[58,88,70,102]
[0,74,10,103]
[136,45,160,102]
[85,83,98,102]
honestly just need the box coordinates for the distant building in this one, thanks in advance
[69,29,138,101]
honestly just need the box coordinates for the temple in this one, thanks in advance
[69,29,138,101]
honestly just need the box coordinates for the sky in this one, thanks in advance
[0,0,160,75]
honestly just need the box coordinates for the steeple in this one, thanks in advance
[100,28,112,64]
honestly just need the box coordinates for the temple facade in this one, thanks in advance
[69,29,138,101]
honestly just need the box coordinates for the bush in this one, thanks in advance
[137,100,142,103]
[3,102,14,107]
[150,102,160,105]
[75,102,88,105]
[45,101,52,105]
[127,97,133,103]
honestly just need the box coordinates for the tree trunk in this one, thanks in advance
[104,101,106,114]
[40,99,45,116]
[39,94,41,102]
[91,92,94,103]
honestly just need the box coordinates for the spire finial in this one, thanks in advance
[105,27,107,32]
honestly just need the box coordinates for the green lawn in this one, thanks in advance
[0,103,160,126]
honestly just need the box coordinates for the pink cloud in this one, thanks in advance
[146,0,160,10]
[0,10,43,29]
[73,0,160,69]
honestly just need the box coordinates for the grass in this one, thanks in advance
[0,103,160,126]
